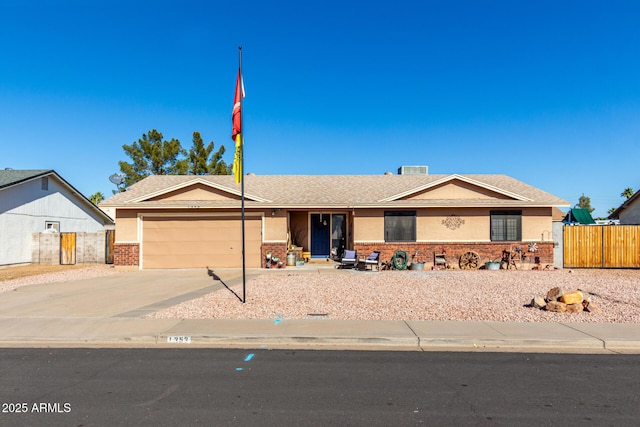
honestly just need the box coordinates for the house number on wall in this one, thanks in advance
[442,214,465,230]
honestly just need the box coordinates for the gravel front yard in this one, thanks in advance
[0,264,118,293]
[2,265,638,323]
[148,269,640,323]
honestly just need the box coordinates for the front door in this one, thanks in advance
[310,213,347,258]
[310,214,330,257]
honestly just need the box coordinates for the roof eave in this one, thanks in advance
[378,174,534,203]
[128,177,272,203]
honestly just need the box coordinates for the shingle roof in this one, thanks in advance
[102,174,570,209]
[0,169,52,189]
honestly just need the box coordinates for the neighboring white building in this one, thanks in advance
[0,169,114,266]
[609,189,640,225]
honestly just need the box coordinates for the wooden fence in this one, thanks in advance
[60,232,76,265]
[563,225,640,268]
[106,229,115,264]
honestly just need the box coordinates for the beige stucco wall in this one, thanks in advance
[354,207,553,243]
[263,213,288,242]
[115,210,138,242]
[114,205,554,247]
[419,208,488,241]
[354,209,385,242]
[408,181,510,200]
[148,183,240,201]
[521,207,553,241]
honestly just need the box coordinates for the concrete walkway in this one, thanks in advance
[0,267,639,353]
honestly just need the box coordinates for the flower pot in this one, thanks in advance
[409,262,425,271]
[485,261,500,270]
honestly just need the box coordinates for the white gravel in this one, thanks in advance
[3,266,639,323]
[0,265,118,293]
[148,269,640,323]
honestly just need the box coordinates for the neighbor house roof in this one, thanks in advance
[0,169,114,224]
[0,169,52,189]
[608,189,640,220]
[102,174,570,210]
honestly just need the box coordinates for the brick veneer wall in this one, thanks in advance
[354,241,554,268]
[261,243,288,268]
[114,243,140,266]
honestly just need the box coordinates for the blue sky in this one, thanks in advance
[1,0,639,218]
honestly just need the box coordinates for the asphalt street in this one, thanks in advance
[1,348,639,426]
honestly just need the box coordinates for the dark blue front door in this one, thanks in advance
[310,214,330,257]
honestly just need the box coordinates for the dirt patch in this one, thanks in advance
[0,264,93,281]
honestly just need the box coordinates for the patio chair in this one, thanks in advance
[336,249,357,269]
[433,252,448,269]
[358,251,381,271]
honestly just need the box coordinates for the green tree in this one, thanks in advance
[574,194,595,213]
[621,187,634,199]
[187,132,230,175]
[208,145,231,175]
[119,129,188,186]
[89,192,104,205]
[607,207,617,215]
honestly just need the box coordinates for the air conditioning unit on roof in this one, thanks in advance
[397,165,428,175]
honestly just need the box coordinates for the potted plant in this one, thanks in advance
[410,251,426,271]
[485,257,501,270]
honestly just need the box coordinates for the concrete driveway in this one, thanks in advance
[0,268,248,318]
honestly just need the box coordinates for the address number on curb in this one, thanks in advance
[167,336,191,343]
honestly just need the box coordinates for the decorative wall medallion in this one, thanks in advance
[442,214,465,230]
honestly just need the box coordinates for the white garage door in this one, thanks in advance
[142,216,262,269]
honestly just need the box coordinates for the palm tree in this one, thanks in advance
[89,192,105,205]
[621,188,635,199]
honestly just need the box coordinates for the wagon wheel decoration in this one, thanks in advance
[459,251,481,270]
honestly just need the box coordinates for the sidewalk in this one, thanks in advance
[0,267,639,353]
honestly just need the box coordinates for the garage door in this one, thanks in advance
[142,216,262,269]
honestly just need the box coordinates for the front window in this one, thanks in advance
[384,211,416,242]
[490,210,522,241]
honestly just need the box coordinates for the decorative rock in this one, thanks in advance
[545,301,567,313]
[583,301,600,313]
[578,289,591,302]
[560,290,584,305]
[546,287,563,302]
[566,303,583,313]
[531,296,547,309]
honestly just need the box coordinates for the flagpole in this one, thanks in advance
[239,46,246,303]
